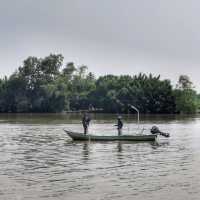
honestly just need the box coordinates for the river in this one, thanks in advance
[0,113,200,200]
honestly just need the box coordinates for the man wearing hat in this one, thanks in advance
[115,116,123,136]
[82,112,91,135]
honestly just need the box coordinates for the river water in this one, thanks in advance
[0,114,200,200]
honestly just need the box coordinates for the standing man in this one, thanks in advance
[115,116,123,136]
[82,112,91,135]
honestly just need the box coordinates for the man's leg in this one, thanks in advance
[118,128,122,136]
[84,126,87,135]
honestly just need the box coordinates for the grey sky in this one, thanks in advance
[0,0,200,90]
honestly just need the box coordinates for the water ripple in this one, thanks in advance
[0,116,200,200]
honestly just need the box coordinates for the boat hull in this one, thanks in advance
[64,130,157,141]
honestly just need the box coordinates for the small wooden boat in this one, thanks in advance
[64,130,157,142]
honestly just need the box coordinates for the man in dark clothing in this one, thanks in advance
[115,116,123,136]
[82,113,91,135]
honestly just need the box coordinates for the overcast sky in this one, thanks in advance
[1,0,200,90]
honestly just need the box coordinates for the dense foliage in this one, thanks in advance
[0,54,199,113]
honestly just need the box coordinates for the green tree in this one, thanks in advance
[174,75,197,114]
[174,89,197,114]
[177,75,193,90]
[1,54,198,114]
[62,62,77,80]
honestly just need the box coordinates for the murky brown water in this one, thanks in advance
[0,114,200,200]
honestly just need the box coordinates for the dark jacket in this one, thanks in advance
[82,115,91,128]
[117,119,123,129]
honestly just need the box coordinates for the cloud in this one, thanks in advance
[0,0,200,90]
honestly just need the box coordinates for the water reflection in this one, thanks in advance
[117,142,123,153]
[77,139,170,156]
[82,142,90,160]
[151,140,170,149]
[1,113,200,125]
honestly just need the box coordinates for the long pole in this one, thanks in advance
[129,105,140,129]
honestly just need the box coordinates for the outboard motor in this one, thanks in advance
[151,126,170,138]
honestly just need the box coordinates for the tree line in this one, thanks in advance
[0,54,199,114]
